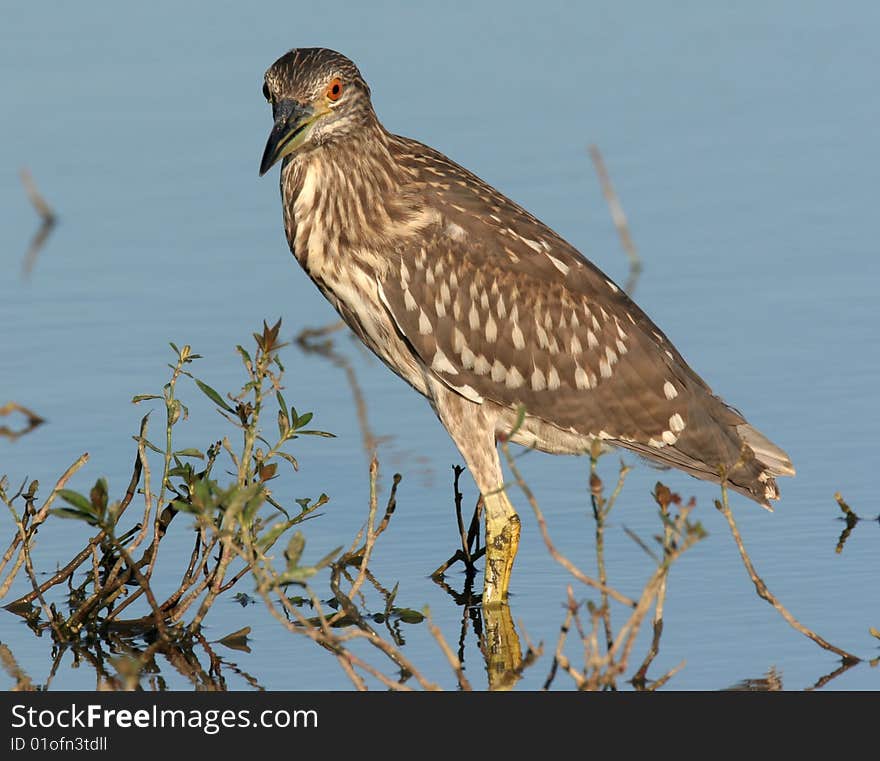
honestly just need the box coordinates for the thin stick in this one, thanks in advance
[500,441,636,608]
[1,453,90,602]
[715,485,860,663]
[589,145,642,295]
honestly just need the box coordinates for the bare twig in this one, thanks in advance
[431,467,484,578]
[715,484,860,663]
[500,441,636,608]
[1,453,90,602]
[589,145,642,295]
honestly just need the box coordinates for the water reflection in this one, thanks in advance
[724,667,784,691]
[0,402,44,441]
[0,630,263,692]
[19,168,56,279]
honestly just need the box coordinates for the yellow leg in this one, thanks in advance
[427,383,522,605]
[482,491,521,606]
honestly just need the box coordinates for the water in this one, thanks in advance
[1,1,878,690]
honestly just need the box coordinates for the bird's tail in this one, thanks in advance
[734,423,796,504]
[618,406,795,510]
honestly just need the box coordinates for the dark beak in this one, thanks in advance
[259,99,315,176]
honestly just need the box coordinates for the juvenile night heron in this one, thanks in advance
[259,48,795,605]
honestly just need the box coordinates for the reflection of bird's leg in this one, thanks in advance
[430,384,520,606]
[482,600,523,690]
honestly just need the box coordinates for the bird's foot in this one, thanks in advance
[482,513,521,607]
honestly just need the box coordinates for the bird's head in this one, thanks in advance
[259,48,374,176]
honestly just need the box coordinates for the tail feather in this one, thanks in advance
[615,418,795,510]
[737,423,796,477]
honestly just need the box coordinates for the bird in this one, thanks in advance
[258,47,795,606]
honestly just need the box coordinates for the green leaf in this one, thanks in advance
[168,399,182,426]
[276,391,289,420]
[193,478,214,506]
[173,448,205,459]
[276,391,291,438]
[294,411,313,429]
[49,507,100,526]
[294,429,336,438]
[168,464,193,479]
[277,451,299,472]
[171,499,203,515]
[195,379,234,412]
[169,342,180,356]
[233,592,253,607]
[285,531,306,569]
[276,411,288,440]
[394,608,425,624]
[256,518,297,551]
[242,486,266,524]
[89,478,108,518]
[235,345,252,365]
[131,394,161,404]
[278,567,318,585]
[57,489,97,517]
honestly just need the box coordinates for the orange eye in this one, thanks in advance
[326,78,344,101]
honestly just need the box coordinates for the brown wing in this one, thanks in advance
[378,135,791,504]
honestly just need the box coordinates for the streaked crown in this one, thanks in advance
[263,48,371,104]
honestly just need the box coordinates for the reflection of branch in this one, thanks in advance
[589,145,642,295]
[426,610,472,691]
[20,168,55,222]
[833,492,861,554]
[0,642,34,691]
[20,167,57,278]
[806,658,860,691]
[723,666,783,691]
[0,401,45,441]
[716,485,860,663]
[296,322,380,458]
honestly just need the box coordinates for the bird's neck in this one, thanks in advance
[281,125,416,265]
